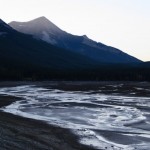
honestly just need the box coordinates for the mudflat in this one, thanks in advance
[0,94,96,150]
[0,81,150,150]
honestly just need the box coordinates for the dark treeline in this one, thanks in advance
[0,63,150,81]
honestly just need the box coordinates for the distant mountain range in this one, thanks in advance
[9,16,141,64]
[0,17,149,81]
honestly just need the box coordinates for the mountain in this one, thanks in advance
[0,19,103,80]
[0,18,149,81]
[139,61,150,68]
[9,16,141,64]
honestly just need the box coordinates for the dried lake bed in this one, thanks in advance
[0,82,150,150]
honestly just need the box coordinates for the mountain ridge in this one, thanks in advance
[9,16,142,64]
[0,19,100,72]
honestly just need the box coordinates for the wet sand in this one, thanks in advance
[0,94,96,150]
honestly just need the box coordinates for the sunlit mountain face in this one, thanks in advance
[0,18,98,69]
[9,17,141,64]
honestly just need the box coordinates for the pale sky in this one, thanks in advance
[0,0,150,61]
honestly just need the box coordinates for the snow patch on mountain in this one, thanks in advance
[19,24,26,27]
[42,31,57,45]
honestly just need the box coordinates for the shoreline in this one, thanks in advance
[0,95,96,150]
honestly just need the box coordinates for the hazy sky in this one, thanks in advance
[0,0,150,61]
